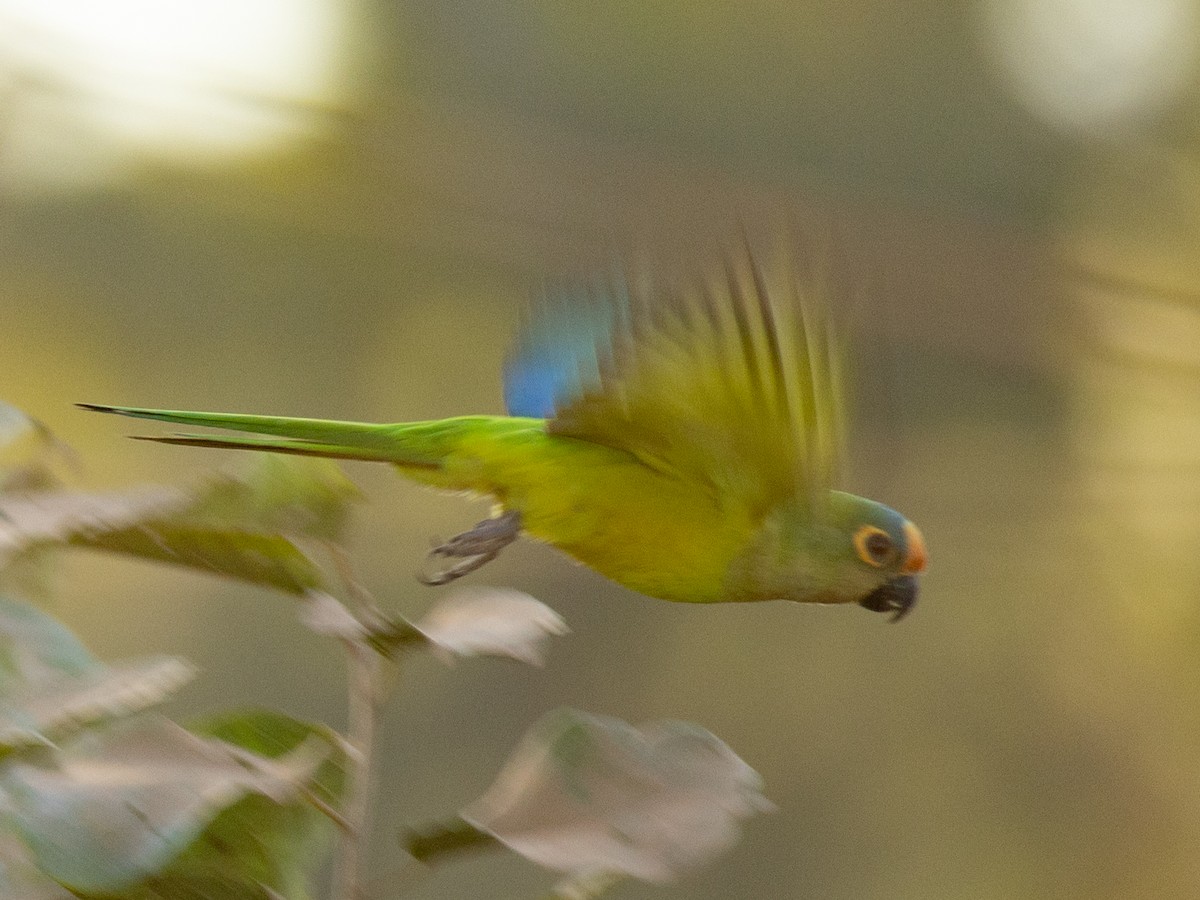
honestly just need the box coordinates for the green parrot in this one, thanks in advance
[81,250,926,618]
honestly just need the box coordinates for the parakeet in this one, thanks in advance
[81,249,926,618]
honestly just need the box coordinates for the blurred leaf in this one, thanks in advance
[0,488,188,569]
[76,456,361,594]
[0,595,96,689]
[0,404,34,449]
[0,597,192,754]
[462,708,771,884]
[0,547,58,607]
[0,455,361,596]
[0,403,79,600]
[0,656,195,755]
[404,815,500,864]
[139,709,348,900]
[1,714,336,897]
[0,833,73,899]
[0,485,325,596]
[300,590,367,640]
[0,403,71,496]
[415,586,569,666]
[182,456,361,542]
[549,870,624,899]
[75,524,324,595]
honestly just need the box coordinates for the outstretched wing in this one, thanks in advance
[505,245,849,517]
[503,279,628,420]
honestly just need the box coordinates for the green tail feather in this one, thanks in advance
[78,406,539,488]
[77,404,391,445]
[129,432,420,464]
[78,404,437,466]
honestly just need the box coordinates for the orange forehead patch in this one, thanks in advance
[901,521,927,574]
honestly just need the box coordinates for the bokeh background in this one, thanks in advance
[4,0,1200,897]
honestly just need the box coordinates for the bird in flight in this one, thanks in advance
[82,247,926,619]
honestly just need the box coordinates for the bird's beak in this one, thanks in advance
[859,574,918,622]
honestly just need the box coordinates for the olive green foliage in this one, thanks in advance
[0,403,353,897]
[0,402,765,898]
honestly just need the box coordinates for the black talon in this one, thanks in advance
[418,511,521,586]
[418,552,500,586]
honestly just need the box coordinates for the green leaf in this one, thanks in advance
[0,488,189,565]
[0,486,324,596]
[74,524,324,595]
[183,455,361,542]
[116,710,348,900]
[2,713,340,898]
[404,816,499,864]
[0,455,361,596]
[75,456,361,595]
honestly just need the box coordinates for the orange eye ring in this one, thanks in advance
[853,525,897,568]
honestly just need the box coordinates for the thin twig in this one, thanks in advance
[300,783,352,832]
[327,544,388,900]
[330,542,382,621]
[332,640,383,900]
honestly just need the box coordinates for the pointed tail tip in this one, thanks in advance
[77,403,120,414]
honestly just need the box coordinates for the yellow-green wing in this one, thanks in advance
[545,247,848,517]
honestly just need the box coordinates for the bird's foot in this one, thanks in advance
[419,510,522,586]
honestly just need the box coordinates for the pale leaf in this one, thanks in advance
[0,454,362,596]
[0,595,96,690]
[0,656,195,752]
[299,590,367,640]
[416,587,569,665]
[0,833,74,899]
[2,717,330,894]
[0,488,188,567]
[0,403,34,449]
[0,403,71,495]
[463,708,771,883]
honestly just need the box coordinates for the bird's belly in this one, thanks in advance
[510,464,754,602]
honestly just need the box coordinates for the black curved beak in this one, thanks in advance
[859,575,918,622]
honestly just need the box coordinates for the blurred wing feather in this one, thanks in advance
[503,280,627,419]
[536,246,847,516]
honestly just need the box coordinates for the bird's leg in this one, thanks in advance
[419,510,522,586]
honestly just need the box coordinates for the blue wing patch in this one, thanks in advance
[503,281,628,419]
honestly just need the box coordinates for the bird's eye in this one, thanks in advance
[854,525,897,568]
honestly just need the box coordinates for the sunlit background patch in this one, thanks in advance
[0,0,357,191]
[984,0,1198,133]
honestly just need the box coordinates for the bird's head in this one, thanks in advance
[835,491,926,620]
[739,491,927,620]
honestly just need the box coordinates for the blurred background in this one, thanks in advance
[3,0,1200,897]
